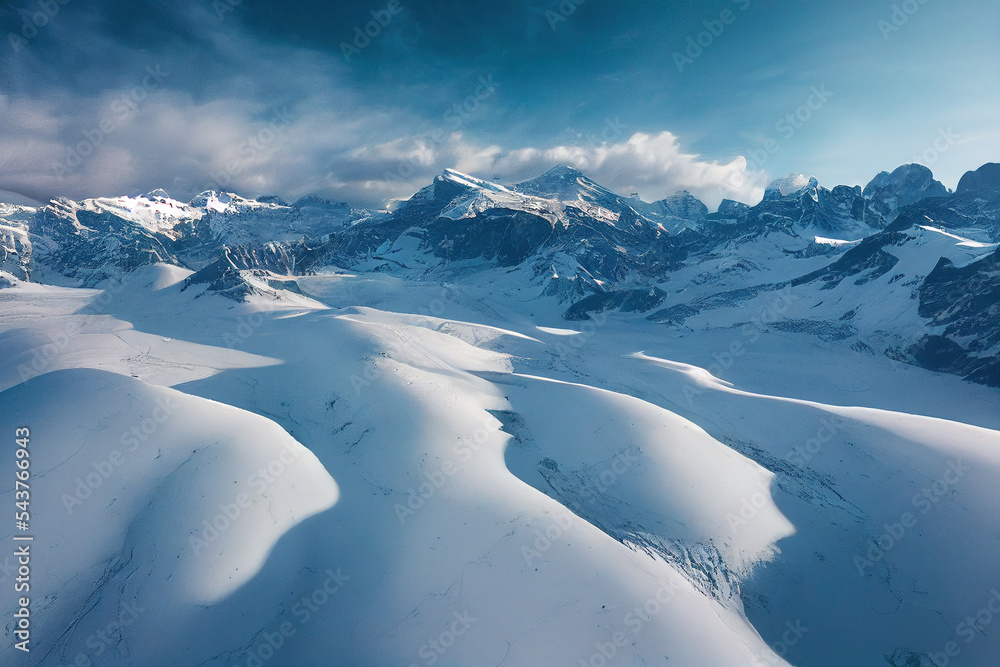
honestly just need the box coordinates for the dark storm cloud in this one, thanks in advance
[0,0,996,208]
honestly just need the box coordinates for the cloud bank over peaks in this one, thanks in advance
[344,130,766,211]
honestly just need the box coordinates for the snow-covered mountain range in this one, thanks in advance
[3,161,998,387]
[1,161,999,666]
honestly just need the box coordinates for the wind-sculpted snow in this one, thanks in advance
[2,261,999,665]
[0,162,998,665]
[1,270,804,666]
[0,367,338,664]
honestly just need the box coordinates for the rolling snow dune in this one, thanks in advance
[0,368,337,664]
[1,266,999,666]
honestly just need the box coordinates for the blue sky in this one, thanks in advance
[0,0,997,209]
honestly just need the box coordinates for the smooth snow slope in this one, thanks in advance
[1,264,999,666]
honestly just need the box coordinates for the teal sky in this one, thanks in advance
[0,0,997,208]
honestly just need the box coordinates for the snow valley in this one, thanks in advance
[2,161,1000,666]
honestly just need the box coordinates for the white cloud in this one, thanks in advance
[0,84,767,211]
[343,130,767,210]
[0,7,766,212]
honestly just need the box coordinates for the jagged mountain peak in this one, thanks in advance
[514,164,623,209]
[863,163,947,197]
[862,163,948,225]
[764,174,818,199]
